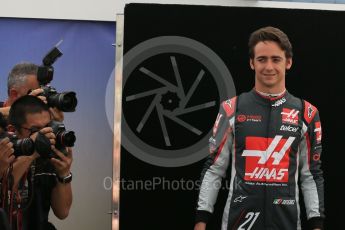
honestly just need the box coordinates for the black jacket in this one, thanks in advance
[196,89,324,230]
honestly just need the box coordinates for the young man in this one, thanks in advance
[6,95,73,230]
[195,27,324,230]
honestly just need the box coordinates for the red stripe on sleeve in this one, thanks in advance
[213,128,230,163]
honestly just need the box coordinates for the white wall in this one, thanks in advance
[2,0,345,22]
[1,0,117,21]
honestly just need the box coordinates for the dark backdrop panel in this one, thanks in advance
[122,4,344,229]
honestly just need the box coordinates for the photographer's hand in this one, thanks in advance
[194,222,206,230]
[50,146,73,178]
[10,127,53,189]
[29,89,64,122]
[30,127,56,146]
[50,107,64,122]
[29,88,47,104]
[0,137,15,179]
[50,146,73,219]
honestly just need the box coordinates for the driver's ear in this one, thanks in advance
[286,58,292,70]
[250,59,255,70]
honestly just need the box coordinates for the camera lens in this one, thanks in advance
[57,130,76,147]
[48,91,78,112]
[13,138,35,157]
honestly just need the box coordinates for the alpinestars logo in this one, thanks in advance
[281,108,299,125]
[225,99,233,110]
[242,135,295,182]
[308,105,314,118]
[234,195,247,203]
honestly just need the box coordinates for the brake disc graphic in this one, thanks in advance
[107,36,236,167]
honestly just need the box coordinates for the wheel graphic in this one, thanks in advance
[108,36,236,167]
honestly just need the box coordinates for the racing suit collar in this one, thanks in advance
[252,88,289,107]
[255,89,286,98]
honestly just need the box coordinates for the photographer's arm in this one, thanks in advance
[11,127,56,188]
[0,107,10,118]
[194,222,206,230]
[50,146,73,219]
[0,138,15,180]
[11,153,38,187]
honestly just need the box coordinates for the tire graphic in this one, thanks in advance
[107,36,236,167]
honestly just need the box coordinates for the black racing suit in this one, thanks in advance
[196,89,324,230]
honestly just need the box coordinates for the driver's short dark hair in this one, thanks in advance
[248,26,293,59]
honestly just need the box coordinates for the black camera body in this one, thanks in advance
[0,132,35,157]
[33,121,76,159]
[0,113,34,157]
[36,43,78,112]
[10,135,35,157]
[50,121,76,151]
[40,85,77,112]
[0,122,76,159]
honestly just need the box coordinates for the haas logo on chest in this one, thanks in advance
[242,135,295,182]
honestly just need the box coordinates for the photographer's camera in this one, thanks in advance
[37,42,78,112]
[34,121,76,159]
[0,133,34,157]
[40,86,77,112]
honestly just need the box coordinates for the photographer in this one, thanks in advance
[0,138,14,180]
[6,95,73,230]
[0,114,15,211]
[1,62,64,122]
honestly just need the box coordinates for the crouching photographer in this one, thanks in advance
[0,113,15,180]
[4,95,73,230]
